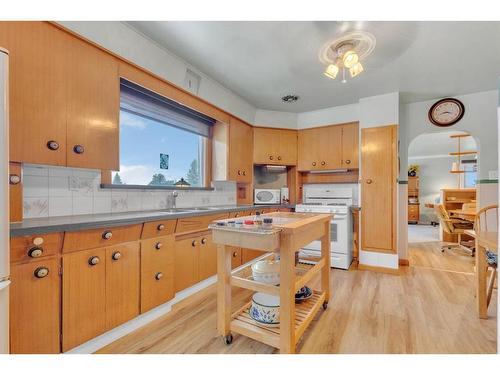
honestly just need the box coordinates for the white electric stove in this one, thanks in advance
[295,187,353,269]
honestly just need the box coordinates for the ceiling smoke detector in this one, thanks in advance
[281,94,300,103]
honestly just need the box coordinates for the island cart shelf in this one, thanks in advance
[210,212,332,354]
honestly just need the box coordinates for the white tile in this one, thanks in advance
[141,192,156,211]
[23,164,49,176]
[126,192,142,212]
[23,197,49,218]
[48,166,73,177]
[70,177,95,197]
[111,190,128,213]
[72,196,93,215]
[24,175,49,198]
[48,176,72,198]
[48,197,73,217]
[94,187,112,198]
[72,168,100,179]
[93,196,112,214]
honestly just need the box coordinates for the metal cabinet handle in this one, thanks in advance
[102,230,113,240]
[73,144,84,154]
[157,224,165,231]
[34,267,49,279]
[269,156,273,160]
[321,161,326,166]
[28,246,43,258]
[345,159,351,164]
[155,242,163,250]
[112,251,122,261]
[88,256,100,266]
[201,237,207,245]
[192,240,197,247]
[9,174,21,185]
[47,140,59,151]
[155,272,163,280]
[237,170,241,175]
[366,179,373,184]
[312,162,317,166]
[277,156,282,161]
[242,171,246,176]
[232,251,238,258]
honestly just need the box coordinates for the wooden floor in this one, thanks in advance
[97,242,497,354]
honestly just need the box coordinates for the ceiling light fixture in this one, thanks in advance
[281,94,300,103]
[319,31,375,83]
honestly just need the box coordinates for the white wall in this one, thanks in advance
[58,21,257,124]
[297,103,359,129]
[254,110,297,129]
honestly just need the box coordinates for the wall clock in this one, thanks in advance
[428,98,465,127]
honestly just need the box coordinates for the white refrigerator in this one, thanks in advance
[0,47,9,354]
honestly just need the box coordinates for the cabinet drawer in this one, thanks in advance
[141,235,175,312]
[63,224,143,253]
[408,205,419,213]
[141,219,177,239]
[176,213,229,234]
[10,257,61,353]
[10,232,64,263]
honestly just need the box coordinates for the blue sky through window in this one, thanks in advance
[112,110,203,186]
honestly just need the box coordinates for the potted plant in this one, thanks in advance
[408,164,419,177]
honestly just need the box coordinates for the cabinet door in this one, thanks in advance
[253,127,276,164]
[241,248,265,264]
[322,125,343,170]
[174,236,200,292]
[62,248,106,352]
[66,36,119,170]
[361,125,397,253]
[228,117,253,183]
[198,234,217,280]
[229,246,242,269]
[9,258,61,353]
[141,236,174,313]
[341,123,359,169]
[298,128,319,171]
[278,129,297,165]
[0,22,67,165]
[106,242,140,330]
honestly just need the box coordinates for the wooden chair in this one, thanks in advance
[435,204,474,255]
[474,205,498,312]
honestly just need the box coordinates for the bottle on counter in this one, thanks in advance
[254,211,263,226]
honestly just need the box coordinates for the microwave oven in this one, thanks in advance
[254,189,281,205]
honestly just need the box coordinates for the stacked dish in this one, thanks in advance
[250,293,280,325]
[251,260,280,285]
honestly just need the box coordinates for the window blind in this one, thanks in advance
[120,78,215,137]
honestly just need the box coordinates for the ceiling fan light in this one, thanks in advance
[324,64,339,79]
[349,62,364,78]
[342,50,359,68]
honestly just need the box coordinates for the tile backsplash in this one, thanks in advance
[23,164,237,219]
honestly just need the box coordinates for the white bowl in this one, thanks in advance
[250,293,280,324]
[251,260,280,285]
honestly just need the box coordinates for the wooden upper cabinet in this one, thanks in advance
[341,122,359,169]
[228,117,253,183]
[360,125,397,253]
[66,36,119,170]
[253,127,297,165]
[298,123,359,171]
[0,22,68,165]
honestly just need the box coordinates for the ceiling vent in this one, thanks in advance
[281,94,299,103]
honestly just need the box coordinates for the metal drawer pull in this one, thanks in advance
[237,170,241,175]
[345,159,351,164]
[157,224,165,231]
[73,144,84,154]
[34,267,49,279]
[155,272,163,280]
[201,238,207,245]
[102,231,113,240]
[192,240,197,247]
[366,179,373,184]
[112,251,122,261]
[277,156,282,161]
[232,252,238,258]
[88,256,100,266]
[46,140,59,151]
[312,162,316,166]
[9,174,21,185]
[155,242,163,250]
[321,161,326,166]
[242,171,246,176]
[269,156,273,160]
[28,247,43,258]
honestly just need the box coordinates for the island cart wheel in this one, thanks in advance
[223,334,233,345]
[322,301,328,310]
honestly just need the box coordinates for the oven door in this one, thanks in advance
[301,213,348,254]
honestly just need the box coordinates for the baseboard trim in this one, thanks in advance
[399,259,410,267]
[358,263,400,275]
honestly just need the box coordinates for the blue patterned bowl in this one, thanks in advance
[251,293,280,324]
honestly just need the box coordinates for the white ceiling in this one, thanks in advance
[127,21,500,113]
[408,131,477,159]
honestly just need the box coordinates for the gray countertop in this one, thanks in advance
[10,204,295,237]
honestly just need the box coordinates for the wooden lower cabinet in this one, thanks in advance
[174,235,200,292]
[140,236,175,313]
[199,234,217,280]
[408,204,420,224]
[106,243,140,329]
[229,246,242,269]
[62,247,106,352]
[241,248,264,264]
[9,257,61,354]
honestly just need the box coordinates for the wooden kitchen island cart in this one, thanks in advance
[210,212,332,354]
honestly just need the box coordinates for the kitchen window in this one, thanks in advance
[111,79,215,187]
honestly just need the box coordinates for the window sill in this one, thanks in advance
[100,184,214,191]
